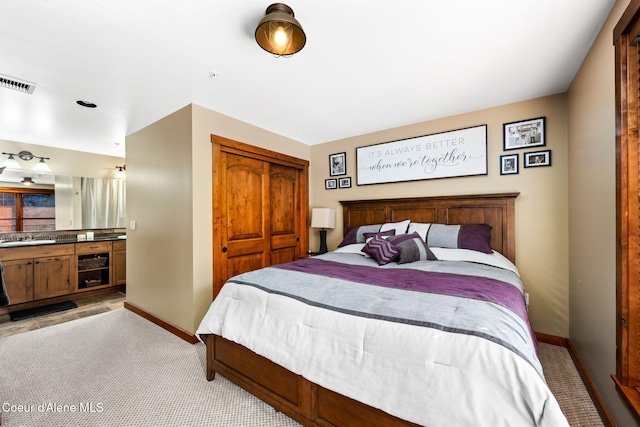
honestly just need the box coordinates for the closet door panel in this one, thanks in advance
[219,152,269,286]
[270,164,300,265]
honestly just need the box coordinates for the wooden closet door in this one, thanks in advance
[270,163,301,265]
[217,152,270,288]
[212,134,309,298]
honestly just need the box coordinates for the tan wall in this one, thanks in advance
[125,105,195,332]
[125,104,310,334]
[567,0,638,426]
[310,94,569,337]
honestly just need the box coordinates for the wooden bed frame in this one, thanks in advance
[204,193,519,427]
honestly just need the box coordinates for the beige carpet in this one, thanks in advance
[0,309,299,427]
[538,342,605,427]
[0,309,604,426]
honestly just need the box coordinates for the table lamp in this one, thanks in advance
[311,208,335,254]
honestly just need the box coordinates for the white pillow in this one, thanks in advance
[407,222,431,241]
[380,219,410,236]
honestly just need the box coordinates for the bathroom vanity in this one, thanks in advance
[0,235,125,315]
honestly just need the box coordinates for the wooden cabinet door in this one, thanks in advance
[2,259,34,305]
[270,163,301,265]
[33,255,73,299]
[113,249,126,285]
[215,152,270,292]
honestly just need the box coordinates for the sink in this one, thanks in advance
[0,239,57,247]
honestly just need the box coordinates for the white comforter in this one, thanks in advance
[197,249,568,427]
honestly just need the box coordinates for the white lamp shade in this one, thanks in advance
[2,155,21,169]
[33,158,51,172]
[311,208,335,229]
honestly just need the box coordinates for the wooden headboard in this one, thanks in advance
[340,193,520,263]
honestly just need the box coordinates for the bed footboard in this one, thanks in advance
[204,334,419,427]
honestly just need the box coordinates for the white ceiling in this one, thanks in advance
[0,0,615,158]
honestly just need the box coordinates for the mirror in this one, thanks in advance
[0,170,125,232]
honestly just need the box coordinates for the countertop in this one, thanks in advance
[0,235,126,248]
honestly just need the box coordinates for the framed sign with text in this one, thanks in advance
[356,125,488,185]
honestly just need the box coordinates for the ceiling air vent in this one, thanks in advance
[0,74,36,94]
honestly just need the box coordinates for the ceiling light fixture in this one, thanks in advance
[115,165,126,179]
[2,151,51,171]
[76,100,98,108]
[255,3,306,57]
[21,177,35,186]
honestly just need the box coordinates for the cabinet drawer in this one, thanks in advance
[0,244,75,261]
[76,241,112,254]
[112,240,126,251]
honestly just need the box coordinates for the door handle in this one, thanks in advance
[222,247,228,253]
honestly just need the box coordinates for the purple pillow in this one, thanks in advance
[388,233,437,264]
[338,220,410,247]
[459,224,493,254]
[426,223,493,254]
[361,235,400,265]
[338,224,382,247]
[363,229,396,241]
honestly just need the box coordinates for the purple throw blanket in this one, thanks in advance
[275,257,528,323]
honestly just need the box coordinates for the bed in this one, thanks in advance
[197,193,569,427]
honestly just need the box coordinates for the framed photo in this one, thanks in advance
[338,177,352,188]
[524,150,551,168]
[329,152,346,176]
[325,178,337,190]
[356,125,487,185]
[500,154,519,175]
[503,117,546,150]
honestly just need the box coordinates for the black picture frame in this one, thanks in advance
[503,117,546,151]
[338,177,352,188]
[500,154,519,175]
[523,150,552,168]
[329,152,346,176]
[325,178,337,190]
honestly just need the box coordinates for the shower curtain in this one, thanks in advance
[81,177,126,229]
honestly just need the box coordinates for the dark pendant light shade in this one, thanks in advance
[255,3,306,57]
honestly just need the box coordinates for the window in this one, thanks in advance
[0,188,55,232]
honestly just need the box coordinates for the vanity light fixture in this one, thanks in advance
[115,165,126,179]
[255,3,306,57]
[21,177,35,186]
[2,151,51,171]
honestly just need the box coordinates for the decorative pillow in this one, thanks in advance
[459,224,493,254]
[363,229,396,241]
[338,224,382,247]
[361,235,401,265]
[380,219,410,236]
[425,223,493,254]
[338,220,410,247]
[388,233,437,264]
[407,222,431,241]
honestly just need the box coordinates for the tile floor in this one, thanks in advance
[0,291,125,338]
